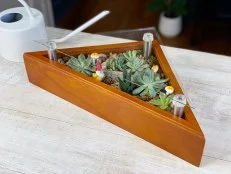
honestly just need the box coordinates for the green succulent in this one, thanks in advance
[123,50,137,62]
[132,69,168,98]
[66,54,95,76]
[106,55,126,71]
[116,55,126,71]
[118,70,134,94]
[106,58,116,70]
[126,57,149,74]
[149,92,174,110]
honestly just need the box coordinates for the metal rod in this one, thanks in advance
[52,10,110,43]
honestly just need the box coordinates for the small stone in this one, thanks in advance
[57,58,65,64]
[62,56,70,63]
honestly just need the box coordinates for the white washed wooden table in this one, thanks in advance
[0,27,231,174]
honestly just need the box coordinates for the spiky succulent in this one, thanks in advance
[132,69,168,98]
[106,55,126,71]
[149,92,174,110]
[66,54,95,76]
[118,70,134,94]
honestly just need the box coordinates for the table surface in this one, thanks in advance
[0,27,231,174]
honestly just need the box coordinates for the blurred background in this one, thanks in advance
[1,0,231,55]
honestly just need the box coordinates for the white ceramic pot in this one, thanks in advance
[158,12,182,38]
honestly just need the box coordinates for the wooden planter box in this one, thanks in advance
[24,41,205,166]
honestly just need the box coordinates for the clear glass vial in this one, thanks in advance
[143,33,154,58]
[172,94,187,118]
[47,41,57,61]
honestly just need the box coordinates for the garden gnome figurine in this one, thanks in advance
[93,59,105,81]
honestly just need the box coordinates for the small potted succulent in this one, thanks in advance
[148,0,187,37]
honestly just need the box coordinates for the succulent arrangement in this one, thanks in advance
[61,48,176,113]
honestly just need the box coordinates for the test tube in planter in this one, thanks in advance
[172,94,187,118]
[47,41,57,61]
[143,33,154,58]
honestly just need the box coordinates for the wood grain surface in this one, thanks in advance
[0,27,231,173]
[24,41,205,166]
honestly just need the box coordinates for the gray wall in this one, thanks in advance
[0,0,20,12]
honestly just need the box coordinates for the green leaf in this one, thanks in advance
[149,86,157,97]
[140,88,149,97]
[132,85,146,95]
[149,99,162,106]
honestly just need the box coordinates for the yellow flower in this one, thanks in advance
[165,86,174,95]
[151,65,159,73]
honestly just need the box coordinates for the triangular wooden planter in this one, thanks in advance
[24,41,205,166]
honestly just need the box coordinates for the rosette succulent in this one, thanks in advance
[66,54,95,76]
[106,55,126,71]
[149,92,174,110]
[132,69,168,98]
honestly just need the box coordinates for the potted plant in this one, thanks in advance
[148,0,187,37]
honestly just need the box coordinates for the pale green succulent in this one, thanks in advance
[66,54,95,76]
[123,50,137,62]
[149,92,174,110]
[106,55,126,71]
[132,69,168,98]
[126,57,149,74]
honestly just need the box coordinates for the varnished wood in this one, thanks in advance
[23,40,205,166]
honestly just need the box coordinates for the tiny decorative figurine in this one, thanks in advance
[165,86,174,95]
[143,33,154,58]
[151,65,159,73]
[172,94,186,118]
[93,59,105,81]
[91,52,100,65]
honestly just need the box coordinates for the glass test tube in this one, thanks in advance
[143,33,154,58]
[47,41,57,61]
[172,94,187,118]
